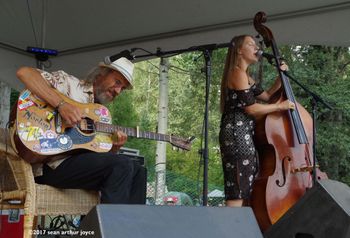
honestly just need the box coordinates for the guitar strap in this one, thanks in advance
[8,100,17,129]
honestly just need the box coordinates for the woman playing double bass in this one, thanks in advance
[219,35,295,207]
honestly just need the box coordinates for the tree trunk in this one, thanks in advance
[154,57,169,204]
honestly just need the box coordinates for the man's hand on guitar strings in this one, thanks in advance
[57,102,83,126]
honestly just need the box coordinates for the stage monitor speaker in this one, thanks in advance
[118,147,145,166]
[76,204,263,238]
[264,179,350,238]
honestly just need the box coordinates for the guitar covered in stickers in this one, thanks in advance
[12,89,193,164]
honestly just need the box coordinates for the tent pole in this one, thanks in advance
[37,0,47,69]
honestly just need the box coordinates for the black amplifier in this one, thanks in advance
[117,147,145,166]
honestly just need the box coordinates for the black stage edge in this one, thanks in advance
[264,179,350,238]
[76,205,263,238]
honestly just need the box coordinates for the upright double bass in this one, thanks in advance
[250,12,327,231]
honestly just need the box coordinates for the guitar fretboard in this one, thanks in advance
[95,122,171,143]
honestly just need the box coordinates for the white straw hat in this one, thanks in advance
[99,57,134,89]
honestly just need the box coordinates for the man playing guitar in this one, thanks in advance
[13,58,147,204]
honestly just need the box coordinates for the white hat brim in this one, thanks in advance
[99,62,133,89]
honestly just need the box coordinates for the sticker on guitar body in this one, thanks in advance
[44,130,57,139]
[18,99,34,111]
[18,127,44,141]
[94,134,113,150]
[94,108,111,123]
[18,90,35,110]
[38,138,62,153]
[39,135,73,153]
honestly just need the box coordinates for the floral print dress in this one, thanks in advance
[219,83,264,200]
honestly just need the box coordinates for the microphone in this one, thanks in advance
[255,50,276,61]
[104,49,134,64]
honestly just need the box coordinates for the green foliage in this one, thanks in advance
[108,77,158,174]
[10,88,19,108]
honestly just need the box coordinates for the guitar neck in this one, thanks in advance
[95,122,171,143]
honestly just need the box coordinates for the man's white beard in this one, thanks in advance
[95,90,111,105]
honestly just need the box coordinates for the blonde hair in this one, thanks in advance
[220,35,252,113]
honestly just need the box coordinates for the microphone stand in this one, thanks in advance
[201,49,212,206]
[282,71,333,186]
[130,43,230,206]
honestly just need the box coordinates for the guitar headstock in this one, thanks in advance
[170,135,195,151]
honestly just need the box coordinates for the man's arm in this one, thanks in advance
[17,67,63,108]
[16,67,83,125]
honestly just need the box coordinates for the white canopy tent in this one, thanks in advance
[1,0,350,90]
